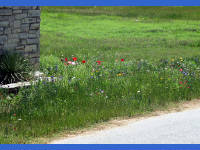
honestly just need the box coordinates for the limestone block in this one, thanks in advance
[21,24,29,32]
[30,23,40,30]
[0,35,8,41]
[8,34,19,39]
[28,10,40,17]
[13,6,33,10]
[0,9,12,16]
[0,21,9,27]
[4,42,18,51]
[22,18,37,24]
[8,15,15,22]
[13,20,21,28]
[19,33,28,39]
[0,35,7,44]
[4,28,11,34]
[22,10,29,14]
[12,28,21,33]
[16,46,25,50]
[28,33,37,38]
[7,38,19,44]
[37,18,41,23]
[27,38,39,44]
[29,30,40,34]
[20,39,27,45]
[0,16,9,21]
[15,13,27,20]
[25,45,37,52]
[13,9,22,14]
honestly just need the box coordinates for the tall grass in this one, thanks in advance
[1,55,200,143]
[1,6,200,143]
[41,6,200,20]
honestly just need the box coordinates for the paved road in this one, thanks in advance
[51,108,200,144]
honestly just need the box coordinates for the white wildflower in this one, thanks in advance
[100,90,104,93]
[72,62,76,65]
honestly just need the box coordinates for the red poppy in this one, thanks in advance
[179,81,183,84]
[72,57,77,61]
[65,58,68,62]
[96,61,102,65]
[121,59,125,62]
[14,127,16,131]
[82,60,86,63]
[179,68,183,72]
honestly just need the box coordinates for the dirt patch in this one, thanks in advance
[31,99,200,144]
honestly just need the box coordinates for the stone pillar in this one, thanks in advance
[0,6,40,68]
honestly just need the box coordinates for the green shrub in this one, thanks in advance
[0,52,33,85]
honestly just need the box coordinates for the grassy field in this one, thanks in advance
[1,6,200,144]
[40,6,200,60]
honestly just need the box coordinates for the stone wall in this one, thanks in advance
[0,6,40,68]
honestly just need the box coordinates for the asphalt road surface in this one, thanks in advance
[51,108,200,144]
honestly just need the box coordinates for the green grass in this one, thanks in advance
[41,6,200,20]
[1,6,200,144]
[40,7,200,60]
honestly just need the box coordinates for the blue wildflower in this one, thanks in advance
[182,72,188,76]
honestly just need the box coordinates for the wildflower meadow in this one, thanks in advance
[1,6,200,143]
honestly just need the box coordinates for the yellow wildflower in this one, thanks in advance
[117,73,123,76]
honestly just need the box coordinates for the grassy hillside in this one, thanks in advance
[1,7,200,144]
[40,6,200,61]
[41,6,200,20]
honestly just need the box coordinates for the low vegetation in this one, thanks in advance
[0,52,32,85]
[0,6,200,143]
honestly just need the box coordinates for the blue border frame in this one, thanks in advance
[0,0,200,6]
[1,0,200,149]
[1,144,200,150]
